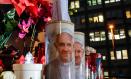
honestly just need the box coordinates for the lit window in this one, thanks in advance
[128,30,131,37]
[105,0,120,3]
[94,16,99,23]
[92,0,97,5]
[70,2,75,9]
[89,17,93,23]
[98,15,104,22]
[102,56,106,60]
[116,0,120,1]
[104,71,109,76]
[89,33,95,41]
[114,30,120,40]
[105,0,110,3]
[108,32,113,40]
[90,31,106,42]
[88,0,103,6]
[97,0,102,4]
[89,14,104,23]
[88,0,92,6]
[120,29,126,39]
[95,32,100,41]
[75,1,80,8]
[81,18,85,24]
[122,50,128,59]
[109,29,125,40]
[116,51,122,59]
[69,11,73,15]
[126,10,131,19]
[110,0,115,3]
[101,32,106,41]
[74,9,78,12]
[114,34,120,40]
[110,51,115,60]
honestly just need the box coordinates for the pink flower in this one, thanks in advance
[18,18,33,39]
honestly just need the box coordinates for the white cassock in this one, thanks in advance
[52,0,71,21]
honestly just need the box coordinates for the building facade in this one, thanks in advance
[69,0,131,79]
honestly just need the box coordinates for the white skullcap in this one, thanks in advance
[46,21,74,41]
[74,32,85,48]
[60,25,74,37]
[85,46,96,55]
